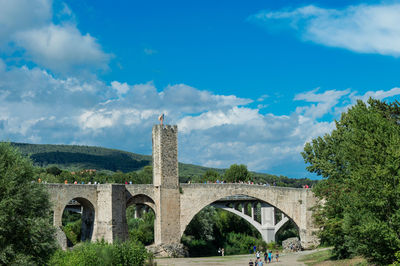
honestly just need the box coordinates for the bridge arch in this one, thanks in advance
[211,197,291,243]
[126,193,156,222]
[62,197,95,243]
[126,193,156,210]
[181,192,293,243]
[125,192,156,245]
[180,184,316,247]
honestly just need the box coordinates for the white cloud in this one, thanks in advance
[257,94,269,102]
[178,107,260,133]
[111,81,130,97]
[294,88,350,119]
[251,3,400,56]
[161,84,252,113]
[357,87,400,101]
[0,0,52,43]
[14,24,110,73]
[0,0,110,74]
[1,63,400,177]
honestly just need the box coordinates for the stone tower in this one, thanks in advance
[152,124,181,244]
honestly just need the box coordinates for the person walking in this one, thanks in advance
[275,250,279,262]
[268,250,272,263]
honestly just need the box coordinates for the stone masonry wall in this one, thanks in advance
[152,124,181,244]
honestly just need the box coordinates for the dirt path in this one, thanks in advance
[156,249,325,266]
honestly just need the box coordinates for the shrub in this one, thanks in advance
[224,232,267,255]
[127,208,155,245]
[49,240,150,266]
[63,219,82,245]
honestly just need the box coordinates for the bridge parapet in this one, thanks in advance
[180,183,304,190]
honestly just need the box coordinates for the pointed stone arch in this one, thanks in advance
[62,197,96,242]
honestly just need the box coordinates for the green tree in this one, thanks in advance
[202,170,221,182]
[224,164,251,182]
[127,206,155,245]
[46,165,62,176]
[137,165,153,184]
[0,143,56,265]
[182,206,266,256]
[302,99,400,264]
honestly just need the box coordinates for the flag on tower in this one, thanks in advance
[158,113,164,126]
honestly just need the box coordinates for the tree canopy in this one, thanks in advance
[224,164,251,182]
[302,99,400,264]
[0,143,56,265]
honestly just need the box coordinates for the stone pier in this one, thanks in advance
[152,124,181,245]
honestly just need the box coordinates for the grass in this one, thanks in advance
[299,249,369,266]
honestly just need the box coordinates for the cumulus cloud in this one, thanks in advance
[357,87,400,101]
[0,0,52,43]
[178,107,260,133]
[294,88,350,119]
[14,24,110,73]
[251,3,400,56]
[0,0,110,74]
[2,63,400,177]
[111,81,130,97]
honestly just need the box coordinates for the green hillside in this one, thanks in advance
[10,142,315,187]
[10,142,224,178]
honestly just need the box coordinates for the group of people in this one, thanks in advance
[249,250,279,265]
[63,180,102,185]
[203,180,278,186]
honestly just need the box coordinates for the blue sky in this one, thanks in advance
[1,0,400,178]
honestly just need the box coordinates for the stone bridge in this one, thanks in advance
[46,125,319,249]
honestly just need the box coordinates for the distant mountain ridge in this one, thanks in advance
[10,142,224,177]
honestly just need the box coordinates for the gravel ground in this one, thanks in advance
[156,249,324,266]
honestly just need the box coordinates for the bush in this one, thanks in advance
[181,235,216,257]
[127,208,155,245]
[63,219,82,245]
[224,232,267,255]
[49,240,150,266]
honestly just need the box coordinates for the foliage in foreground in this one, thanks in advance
[49,240,150,266]
[302,99,400,264]
[0,142,56,265]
